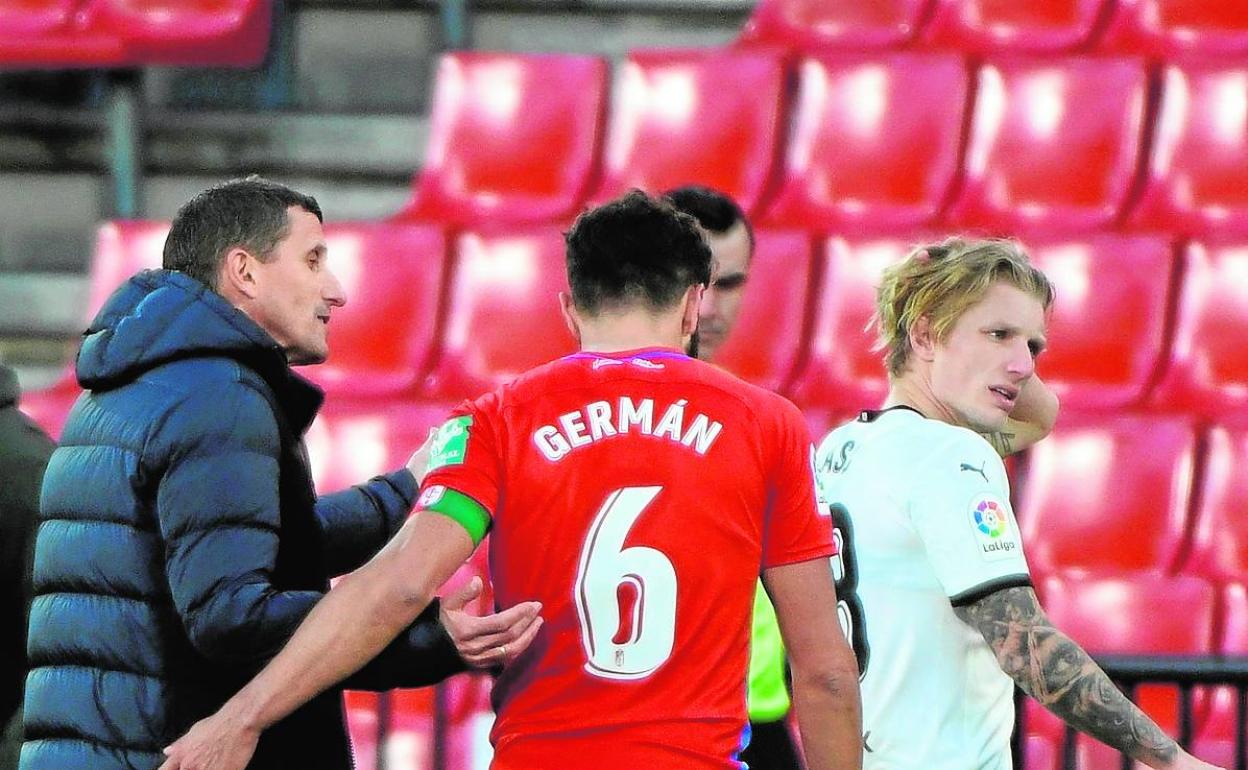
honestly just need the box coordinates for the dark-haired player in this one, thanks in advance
[160,191,863,770]
[663,185,752,360]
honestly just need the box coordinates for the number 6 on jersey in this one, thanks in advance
[574,486,677,680]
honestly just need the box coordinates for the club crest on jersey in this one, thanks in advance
[968,493,1019,561]
[418,484,447,508]
[427,416,472,471]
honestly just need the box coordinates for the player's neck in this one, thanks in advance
[883,375,961,428]
[575,316,685,355]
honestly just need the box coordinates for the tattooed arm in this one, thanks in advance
[954,585,1221,770]
[982,376,1058,457]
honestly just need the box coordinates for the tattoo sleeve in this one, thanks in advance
[953,586,1179,768]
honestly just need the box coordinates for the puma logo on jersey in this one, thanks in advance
[959,461,988,483]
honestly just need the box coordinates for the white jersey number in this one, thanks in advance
[574,486,677,680]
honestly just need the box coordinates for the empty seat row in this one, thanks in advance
[404,51,1248,237]
[739,0,1248,56]
[17,222,1248,439]
[0,0,270,68]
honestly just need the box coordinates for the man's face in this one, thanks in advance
[246,206,346,365]
[928,281,1047,434]
[697,220,752,361]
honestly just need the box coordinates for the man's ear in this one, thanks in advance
[908,315,937,362]
[558,291,582,343]
[680,284,705,338]
[219,247,260,300]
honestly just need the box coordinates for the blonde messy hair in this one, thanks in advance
[873,237,1054,378]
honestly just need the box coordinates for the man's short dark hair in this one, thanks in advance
[565,190,712,314]
[662,185,754,251]
[163,175,323,291]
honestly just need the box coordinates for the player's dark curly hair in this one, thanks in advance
[163,175,323,291]
[663,184,754,252]
[565,190,712,313]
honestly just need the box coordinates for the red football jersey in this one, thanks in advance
[419,347,835,769]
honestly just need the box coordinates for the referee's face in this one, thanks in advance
[930,281,1048,434]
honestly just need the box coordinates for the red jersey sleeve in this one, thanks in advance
[419,391,505,519]
[761,397,837,569]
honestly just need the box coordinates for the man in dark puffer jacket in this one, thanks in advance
[21,178,541,770]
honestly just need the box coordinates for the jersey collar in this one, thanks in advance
[566,346,689,362]
[857,404,927,423]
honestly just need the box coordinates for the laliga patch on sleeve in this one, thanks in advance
[426,415,473,472]
[968,492,1021,562]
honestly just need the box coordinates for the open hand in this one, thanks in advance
[440,576,543,668]
[157,706,259,770]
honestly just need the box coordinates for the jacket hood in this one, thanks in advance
[0,363,18,409]
[76,269,289,391]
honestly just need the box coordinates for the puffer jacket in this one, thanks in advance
[22,270,463,770]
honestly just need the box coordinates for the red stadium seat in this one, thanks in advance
[1025,235,1176,409]
[787,235,917,413]
[0,0,126,67]
[709,229,813,393]
[20,220,167,439]
[342,691,381,770]
[1026,573,1218,770]
[738,0,932,50]
[420,228,576,401]
[401,52,607,226]
[1017,415,1196,576]
[1129,64,1248,236]
[96,0,270,67]
[1102,0,1248,57]
[923,0,1111,53]
[589,50,785,216]
[1151,242,1248,415]
[1190,583,1248,768]
[310,400,456,494]
[947,57,1148,232]
[761,53,968,232]
[1184,426,1248,582]
[302,223,446,399]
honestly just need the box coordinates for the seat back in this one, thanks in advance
[302,223,447,398]
[1103,0,1248,56]
[1026,235,1176,409]
[924,0,1111,52]
[1018,415,1196,575]
[421,228,576,400]
[1152,241,1248,414]
[1130,64,1248,236]
[709,229,813,392]
[763,53,968,231]
[738,0,933,50]
[1185,426,1248,582]
[590,50,785,215]
[405,52,608,225]
[949,57,1148,231]
[787,235,918,411]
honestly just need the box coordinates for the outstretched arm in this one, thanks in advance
[982,376,1059,457]
[159,511,542,770]
[954,586,1220,770]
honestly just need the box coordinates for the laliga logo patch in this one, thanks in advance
[968,493,1018,562]
[974,499,1007,538]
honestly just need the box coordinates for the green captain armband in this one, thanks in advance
[416,485,492,546]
